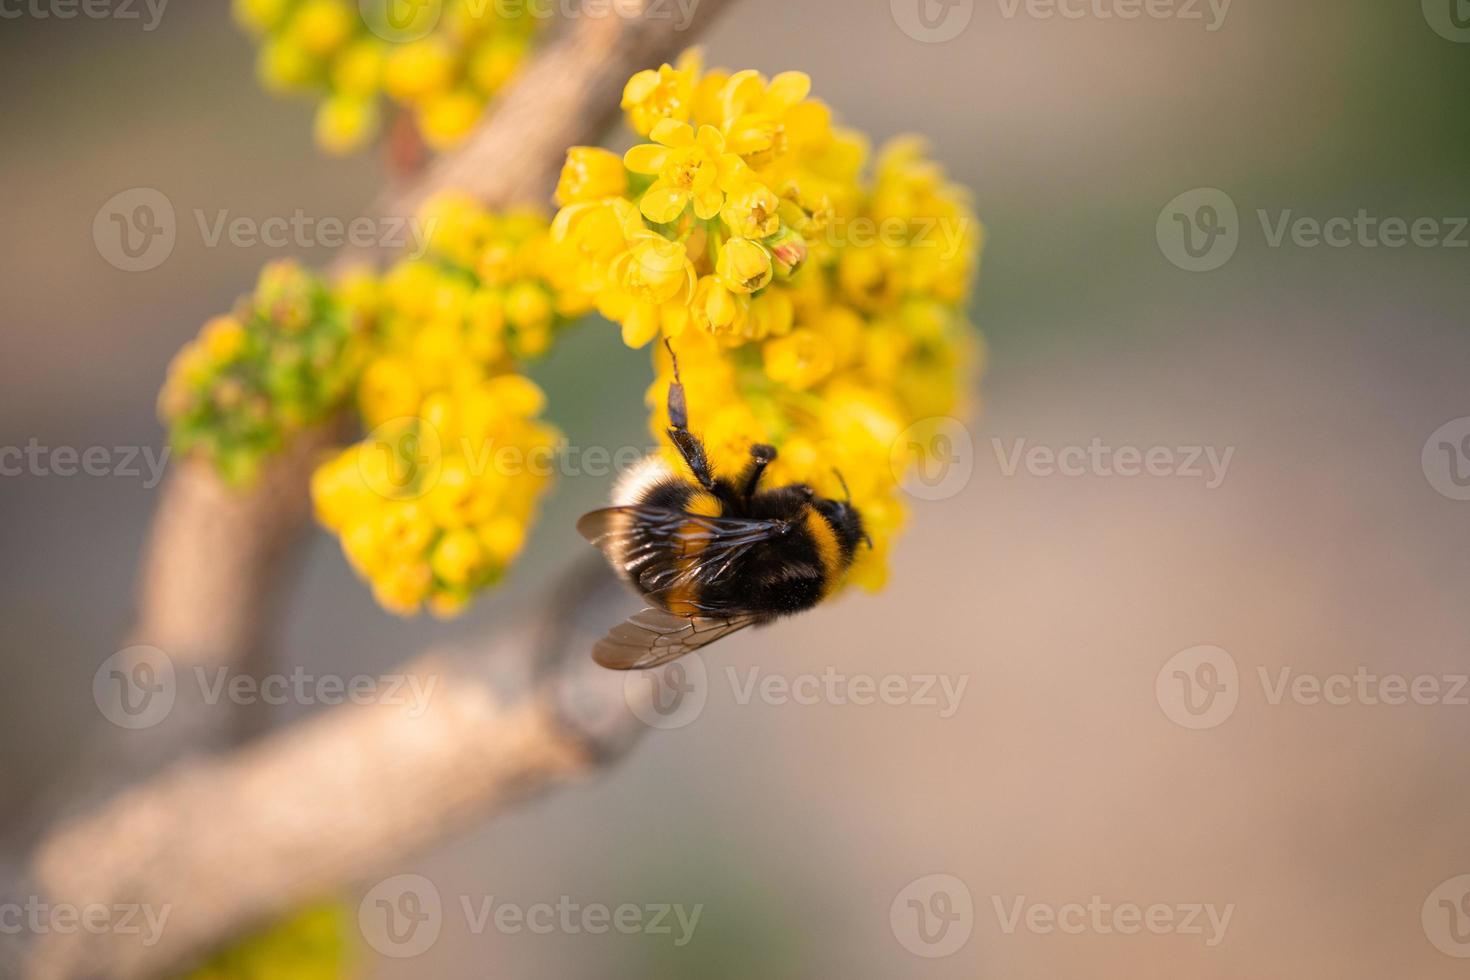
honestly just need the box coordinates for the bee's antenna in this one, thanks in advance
[663,337,691,433]
[832,467,852,504]
[663,337,683,386]
[862,531,874,550]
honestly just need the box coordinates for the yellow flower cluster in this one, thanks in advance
[160,260,373,486]
[310,194,585,616]
[551,51,982,590]
[187,903,350,980]
[234,0,544,154]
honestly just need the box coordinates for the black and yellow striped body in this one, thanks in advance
[609,454,863,622]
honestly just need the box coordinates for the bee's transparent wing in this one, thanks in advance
[576,505,787,601]
[593,607,759,670]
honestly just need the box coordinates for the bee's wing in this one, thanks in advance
[593,607,760,670]
[577,505,788,599]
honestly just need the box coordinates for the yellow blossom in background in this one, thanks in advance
[165,195,588,618]
[160,260,374,487]
[237,0,545,156]
[553,52,983,592]
[186,903,351,980]
[311,194,589,617]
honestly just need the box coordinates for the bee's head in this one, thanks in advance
[814,496,870,559]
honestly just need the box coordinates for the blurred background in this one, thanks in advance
[3,0,1470,976]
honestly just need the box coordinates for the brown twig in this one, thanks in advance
[12,558,656,980]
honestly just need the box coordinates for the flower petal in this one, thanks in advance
[651,118,694,147]
[641,184,690,223]
[766,71,811,110]
[622,301,661,347]
[623,143,670,174]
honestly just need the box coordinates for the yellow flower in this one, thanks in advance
[763,329,834,390]
[232,0,291,35]
[718,69,827,169]
[418,89,484,150]
[384,38,455,103]
[620,49,701,136]
[605,232,696,346]
[691,276,748,338]
[431,528,488,587]
[331,38,386,97]
[555,147,627,206]
[286,0,354,58]
[314,94,380,155]
[468,33,531,95]
[256,37,319,93]
[625,121,746,223]
[716,237,774,294]
[721,181,781,239]
[201,316,247,362]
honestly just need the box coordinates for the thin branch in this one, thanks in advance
[12,560,656,980]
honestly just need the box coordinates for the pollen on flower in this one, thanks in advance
[551,53,983,593]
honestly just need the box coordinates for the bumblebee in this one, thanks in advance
[578,342,870,669]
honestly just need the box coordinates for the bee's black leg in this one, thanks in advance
[664,339,716,491]
[739,443,777,499]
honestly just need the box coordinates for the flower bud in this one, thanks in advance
[766,227,808,279]
[717,237,774,294]
[555,147,627,206]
